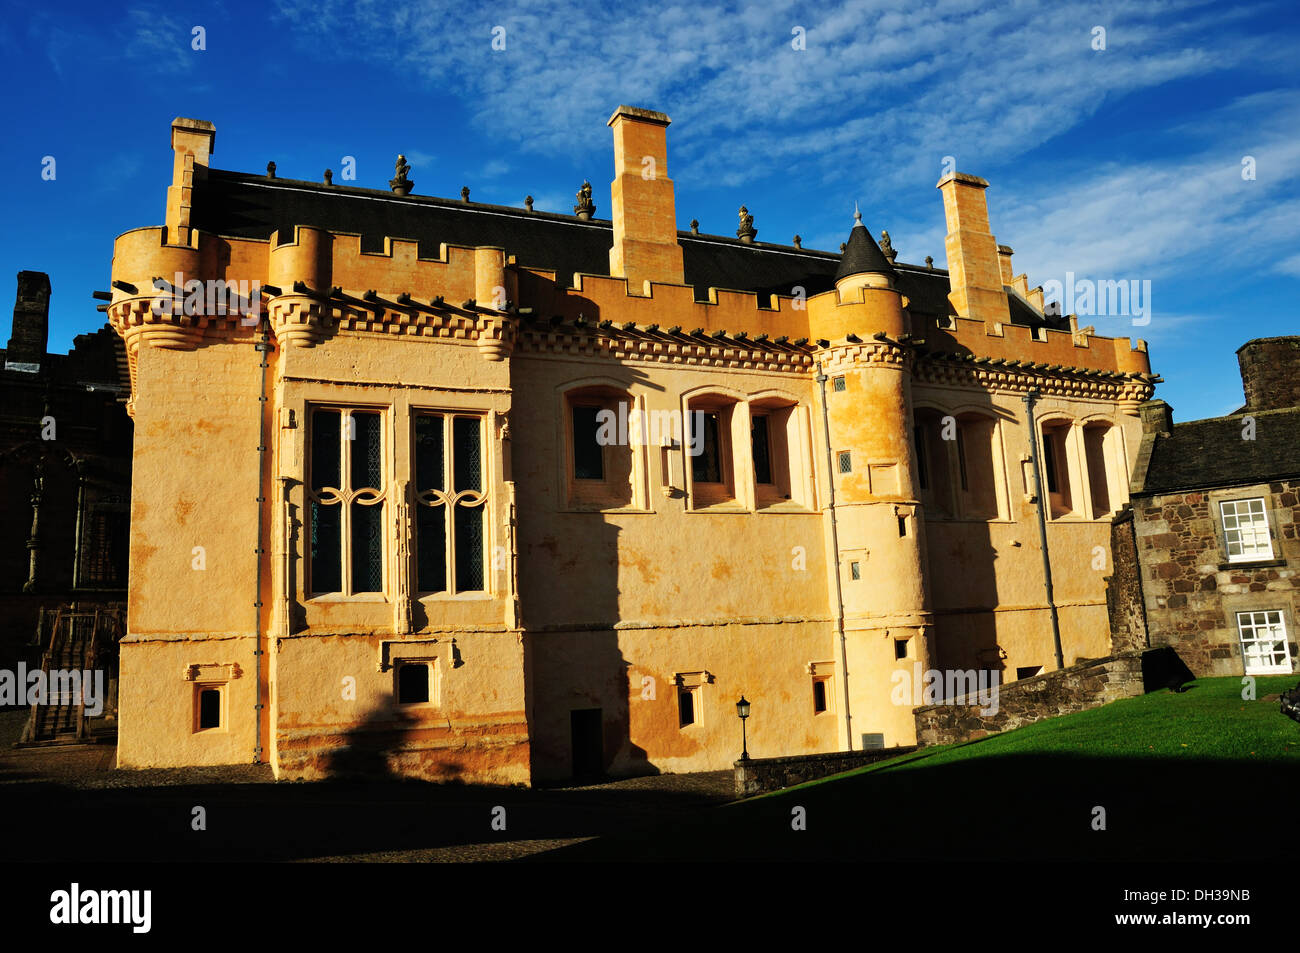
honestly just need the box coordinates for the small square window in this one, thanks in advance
[832,376,846,393]
[849,561,861,580]
[1236,610,1292,675]
[678,687,696,727]
[894,639,908,660]
[837,451,852,474]
[198,687,222,731]
[1220,498,1272,562]
[397,662,430,705]
[812,679,828,714]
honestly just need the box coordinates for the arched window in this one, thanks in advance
[953,411,1001,520]
[748,396,799,508]
[913,407,953,518]
[1039,419,1074,519]
[686,393,741,508]
[1082,421,1113,518]
[563,384,635,509]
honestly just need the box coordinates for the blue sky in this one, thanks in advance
[1,0,1296,421]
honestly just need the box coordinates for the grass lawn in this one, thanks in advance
[535,675,1300,862]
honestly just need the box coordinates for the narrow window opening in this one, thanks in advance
[398,662,430,705]
[572,405,604,480]
[894,639,908,660]
[198,687,221,730]
[751,415,772,485]
[849,561,860,580]
[812,679,828,714]
[678,687,696,727]
[838,451,852,474]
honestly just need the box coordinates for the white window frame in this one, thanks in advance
[1219,498,1272,562]
[1236,610,1292,675]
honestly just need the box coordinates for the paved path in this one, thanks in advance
[0,709,734,862]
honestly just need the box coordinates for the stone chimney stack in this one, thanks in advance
[1139,399,1174,435]
[1237,336,1300,411]
[607,105,684,292]
[166,117,215,247]
[4,271,51,373]
[936,172,1010,330]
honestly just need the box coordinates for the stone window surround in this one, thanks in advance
[806,660,836,714]
[278,383,509,638]
[912,402,1014,523]
[1207,485,1283,570]
[1034,411,1128,523]
[680,385,815,515]
[673,670,713,727]
[381,638,451,709]
[191,681,228,735]
[556,379,650,514]
[1219,596,1297,675]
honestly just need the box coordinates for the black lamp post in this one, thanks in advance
[736,695,751,761]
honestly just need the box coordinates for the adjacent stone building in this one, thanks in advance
[1116,337,1300,677]
[105,108,1156,784]
[0,272,132,666]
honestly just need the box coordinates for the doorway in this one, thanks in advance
[570,708,604,781]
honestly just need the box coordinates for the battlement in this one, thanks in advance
[923,312,1151,376]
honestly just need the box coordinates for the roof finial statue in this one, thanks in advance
[461,186,471,202]
[793,235,802,248]
[574,180,595,220]
[524,195,534,212]
[323,169,333,185]
[266,161,276,179]
[690,219,699,235]
[925,255,934,269]
[737,206,757,243]
[389,155,413,196]
[879,229,898,264]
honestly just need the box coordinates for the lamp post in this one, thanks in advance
[736,695,751,761]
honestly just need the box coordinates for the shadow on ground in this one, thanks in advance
[527,750,1300,862]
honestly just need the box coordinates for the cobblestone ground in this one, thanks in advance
[0,709,734,862]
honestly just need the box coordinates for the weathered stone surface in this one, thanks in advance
[912,652,1145,746]
[734,746,918,797]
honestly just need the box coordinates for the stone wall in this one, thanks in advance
[1105,506,1148,655]
[1131,482,1300,676]
[912,651,1145,746]
[734,746,918,797]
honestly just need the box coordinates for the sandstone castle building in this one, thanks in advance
[106,107,1156,783]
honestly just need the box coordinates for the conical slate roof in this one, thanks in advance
[835,208,896,281]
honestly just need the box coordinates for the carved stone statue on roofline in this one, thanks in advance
[389,155,413,196]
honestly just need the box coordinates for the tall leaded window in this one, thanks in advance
[1220,498,1272,562]
[414,411,486,594]
[309,408,385,595]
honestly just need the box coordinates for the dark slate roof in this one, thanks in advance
[193,169,960,312]
[1139,407,1300,495]
[834,218,896,281]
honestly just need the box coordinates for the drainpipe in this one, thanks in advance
[816,370,852,750]
[1021,389,1065,670]
[252,315,273,763]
